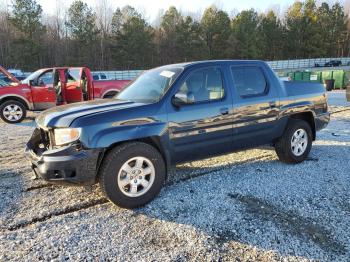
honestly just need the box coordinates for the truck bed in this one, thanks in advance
[92,80,130,98]
[284,81,326,97]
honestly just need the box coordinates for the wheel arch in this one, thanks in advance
[95,136,170,182]
[102,89,119,99]
[289,111,316,140]
[0,95,32,110]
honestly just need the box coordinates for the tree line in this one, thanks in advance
[0,0,349,71]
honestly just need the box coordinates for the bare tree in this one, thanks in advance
[94,0,113,69]
[0,0,12,67]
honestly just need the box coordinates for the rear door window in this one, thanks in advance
[231,66,268,97]
[66,69,81,83]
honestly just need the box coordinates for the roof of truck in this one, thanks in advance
[158,60,266,69]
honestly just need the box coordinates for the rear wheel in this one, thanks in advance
[99,142,166,208]
[0,100,27,124]
[275,119,312,163]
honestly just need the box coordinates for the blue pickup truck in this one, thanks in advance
[26,60,330,208]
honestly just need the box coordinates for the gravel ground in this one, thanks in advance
[0,93,349,261]
[327,90,350,107]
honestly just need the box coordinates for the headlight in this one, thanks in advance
[54,128,81,146]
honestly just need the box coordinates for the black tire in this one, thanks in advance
[99,142,166,208]
[275,119,312,164]
[0,100,27,124]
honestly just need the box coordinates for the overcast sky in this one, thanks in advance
[1,0,348,23]
[35,0,299,21]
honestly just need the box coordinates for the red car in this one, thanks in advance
[0,66,130,123]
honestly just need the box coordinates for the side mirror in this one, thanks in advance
[172,91,195,107]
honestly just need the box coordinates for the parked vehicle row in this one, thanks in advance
[92,72,108,81]
[7,69,28,81]
[26,60,330,208]
[0,66,130,123]
[315,60,343,67]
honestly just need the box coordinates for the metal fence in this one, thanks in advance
[93,70,144,81]
[8,57,335,82]
[94,57,350,80]
[266,57,350,70]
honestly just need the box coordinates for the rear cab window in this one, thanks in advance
[231,66,268,98]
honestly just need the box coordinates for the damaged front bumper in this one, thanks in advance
[25,128,101,186]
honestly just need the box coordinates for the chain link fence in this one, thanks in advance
[19,57,350,81]
[92,70,144,81]
[266,57,350,70]
[94,57,350,80]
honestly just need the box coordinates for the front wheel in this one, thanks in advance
[99,142,166,208]
[275,119,312,163]
[0,100,27,124]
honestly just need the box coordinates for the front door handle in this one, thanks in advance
[220,107,229,115]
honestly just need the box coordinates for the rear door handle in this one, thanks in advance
[220,107,229,115]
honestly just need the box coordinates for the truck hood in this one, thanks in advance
[0,66,20,84]
[36,99,144,128]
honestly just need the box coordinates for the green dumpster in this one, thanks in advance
[321,71,333,81]
[332,70,346,89]
[294,71,303,81]
[310,71,322,83]
[302,71,311,81]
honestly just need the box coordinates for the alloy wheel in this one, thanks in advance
[117,156,155,198]
[291,128,308,156]
[3,104,23,122]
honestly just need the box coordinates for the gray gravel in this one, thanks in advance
[0,96,349,261]
[327,90,350,107]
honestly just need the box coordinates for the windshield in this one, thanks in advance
[116,66,183,103]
